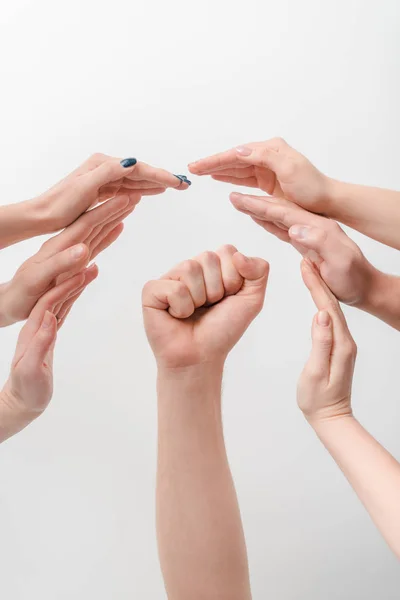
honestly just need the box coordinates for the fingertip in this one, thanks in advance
[317,310,330,327]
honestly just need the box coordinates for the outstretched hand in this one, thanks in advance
[34,153,191,235]
[0,193,137,327]
[189,138,328,212]
[229,192,378,307]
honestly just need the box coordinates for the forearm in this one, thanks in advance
[311,415,400,558]
[156,364,251,600]
[0,199,44,249]
[357,268,400,330]
[325,180,400,250]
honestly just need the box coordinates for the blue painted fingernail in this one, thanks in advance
[174,174,192,186]
[120,158,137,168]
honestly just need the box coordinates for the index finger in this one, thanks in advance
[230,193,323,229]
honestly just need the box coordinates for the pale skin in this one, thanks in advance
[189,137,400,250]
[0,192,139,328]
[143,245,269,600]
[300,260,400,560]
[228,192,400,330]
[0,266,97,443]
[0,152,190,249]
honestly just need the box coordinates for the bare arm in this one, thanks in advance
[299,259,400,560]
[157,365,251,600]
[143,247,268,599]
[325,180,400,250]
[312,416,400,558]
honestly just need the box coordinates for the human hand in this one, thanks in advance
[189,138,329,213]
[229,192,378,307]
[0,193,137,327]
[0,266,97,442]
[297,260,356,424]
[142,245,269,370]
[31,152,191,235]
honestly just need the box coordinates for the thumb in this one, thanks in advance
[233,253,269,286]
[17,311,57,372]
[305,310,333,381]
[232,253,269,305]
[288,225,341,262]
[82,157,138,189]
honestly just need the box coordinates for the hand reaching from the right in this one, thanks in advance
[230,193,400,330]
[299,259,400,560]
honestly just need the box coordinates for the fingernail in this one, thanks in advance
[71,244,86,259]
[42,310,53,329]
[174,174,192,186]
[230,192,241,201]
[317,310,330,327]
[120,158,137,168]
[290,225,310,240]
[235,146,252,156]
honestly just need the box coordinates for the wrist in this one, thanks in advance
[307,412,356,436]
[358,268,400,328]
[157,361,224,388]
[0,387,40,443]
[0,199,45,249]
[321,177,343,216]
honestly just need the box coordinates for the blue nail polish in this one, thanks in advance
[174,174,192,186]
[120,158,137,168]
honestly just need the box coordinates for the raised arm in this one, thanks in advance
[189,138,400,250]
[142,245,269,600]
[298,260,400,558]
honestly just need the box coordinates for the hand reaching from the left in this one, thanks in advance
[0,153,191,249]
[0,193,136,327]
[0,266,97,443]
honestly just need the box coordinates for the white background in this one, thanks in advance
[0,0,399,598]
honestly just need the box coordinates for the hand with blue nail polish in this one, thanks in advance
[0,153,191,249]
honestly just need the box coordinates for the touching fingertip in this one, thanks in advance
[317,310,330,327]
[174,174,192,186]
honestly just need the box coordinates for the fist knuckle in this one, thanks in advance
[180,259,201,276]
[142,280,155,298]
[174,281,189,298]
[200,251,220,266]
[218,244,238,256]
